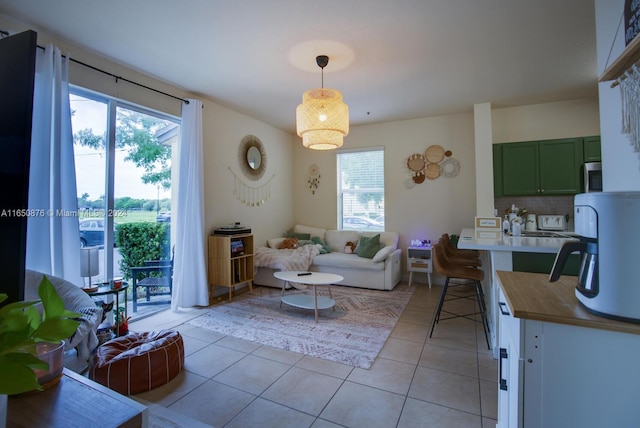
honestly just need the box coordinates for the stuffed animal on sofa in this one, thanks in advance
[344,241,356,254]
[279,237,299,249]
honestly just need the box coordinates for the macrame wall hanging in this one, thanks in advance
[618,64,640,153]
[228,167,275,207]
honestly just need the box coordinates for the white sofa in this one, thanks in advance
[254,224,402,291]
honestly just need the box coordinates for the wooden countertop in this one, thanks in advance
[496,270,640,335]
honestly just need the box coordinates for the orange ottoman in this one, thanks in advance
[89,330,184,395]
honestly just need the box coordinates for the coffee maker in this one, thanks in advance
[550,191,640,323]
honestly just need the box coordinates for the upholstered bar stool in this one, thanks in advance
[439,233,481,265]
[429,243,490,349]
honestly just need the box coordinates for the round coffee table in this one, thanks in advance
[274,271,344,322]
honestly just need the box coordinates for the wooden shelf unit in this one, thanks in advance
[600,33,640,84]
[208,233,254,300]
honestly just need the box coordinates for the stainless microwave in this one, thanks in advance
[584,162,602,192]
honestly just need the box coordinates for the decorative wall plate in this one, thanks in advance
[440,157,460,177]
[425,145,445,163]
[412,171,425,183]
[425,163,440,179]
[407,153,426,172]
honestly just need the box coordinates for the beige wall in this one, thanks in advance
[4,13,603,285]
[0,15,296,251]
[293,113,478,257]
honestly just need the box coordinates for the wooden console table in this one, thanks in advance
[8,368,148,427]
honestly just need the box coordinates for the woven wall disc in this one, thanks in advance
[425,163,440,179]
[412,171,425,183]
[440,157,460,177]
[425,145,445,163]
[407,154,426,172]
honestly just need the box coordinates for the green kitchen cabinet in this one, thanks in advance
[583,136,601,162]
[493,144,503,197]
[497,138,583,196]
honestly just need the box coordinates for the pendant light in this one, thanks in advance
[296,55,349,150]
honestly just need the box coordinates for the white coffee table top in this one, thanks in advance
[274,271,344,285]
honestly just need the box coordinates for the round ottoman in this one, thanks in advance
[89,330,184,395]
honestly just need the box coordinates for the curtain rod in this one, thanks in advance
[35,44,190,104]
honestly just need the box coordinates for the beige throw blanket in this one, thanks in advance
[255,244,320,272]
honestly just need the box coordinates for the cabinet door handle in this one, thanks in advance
[499,347,508,391]
[499,301,510,316]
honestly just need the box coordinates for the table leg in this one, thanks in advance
[280,280,288,308]
[115,291,120,337]
[409,271,414,287]
[313,284,318,323]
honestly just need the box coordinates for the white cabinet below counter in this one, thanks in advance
[496,271,640,428]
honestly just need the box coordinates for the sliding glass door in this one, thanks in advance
[70,88,178,306]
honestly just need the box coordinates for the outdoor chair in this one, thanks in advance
[131,248,173,312]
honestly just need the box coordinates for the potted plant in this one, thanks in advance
[113,306,130,336]
[0,276,80,395]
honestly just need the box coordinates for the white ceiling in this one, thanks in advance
[0,0,598,133]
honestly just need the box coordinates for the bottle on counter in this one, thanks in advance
[512,220,521,236]
[503,215,510,234]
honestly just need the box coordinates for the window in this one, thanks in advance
[337,148,384,231]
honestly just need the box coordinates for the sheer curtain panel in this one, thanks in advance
[172,99,209,310]
[26,44,81,284]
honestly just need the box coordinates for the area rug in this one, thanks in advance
[186,284,415,369]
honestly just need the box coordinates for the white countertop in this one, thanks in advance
[457,228,577,253]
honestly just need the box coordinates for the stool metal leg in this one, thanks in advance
[429,277,450,338]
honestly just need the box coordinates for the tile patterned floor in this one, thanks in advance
[127,281,498,427]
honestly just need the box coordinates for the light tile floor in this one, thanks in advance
[126,281,498,427]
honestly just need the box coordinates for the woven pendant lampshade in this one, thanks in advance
[296,56,349,150]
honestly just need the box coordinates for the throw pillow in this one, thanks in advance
[311,236,332,253]
[355,234,383,259]
[372,245,395,263]
[285,229,311,240]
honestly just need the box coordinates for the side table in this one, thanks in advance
[407,246,432,287]
[88,283,129,337]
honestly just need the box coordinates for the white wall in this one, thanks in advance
[595,0,640,191]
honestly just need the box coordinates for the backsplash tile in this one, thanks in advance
[494,195,575,230]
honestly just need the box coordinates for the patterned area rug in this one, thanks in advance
[186,284,414,369]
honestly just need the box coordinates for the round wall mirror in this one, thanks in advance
[239,135,267,180]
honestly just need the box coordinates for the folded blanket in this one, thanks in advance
[255,244,320,272]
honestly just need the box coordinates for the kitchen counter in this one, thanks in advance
[456,227,579,356]
[497,270,640,335]
[457,228,577,253]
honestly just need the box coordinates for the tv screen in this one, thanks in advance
[0,30,37,303]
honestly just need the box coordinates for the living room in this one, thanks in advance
[2,0,640,426]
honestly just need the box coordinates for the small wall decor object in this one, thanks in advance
[307,164,321,194]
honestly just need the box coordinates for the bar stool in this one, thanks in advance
[440,233,481,265]
[429,243,490,349]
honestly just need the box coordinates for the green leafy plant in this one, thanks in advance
[0,277,81,395]
[115,222,170,279]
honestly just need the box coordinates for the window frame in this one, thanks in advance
[336,147,385,231]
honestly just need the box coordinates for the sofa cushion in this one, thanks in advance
[361,231,399,248]
[286,230,311,240]
[355,234,382,258]
[325,230,361,252]
[267,237,286,248]
[372,245,396,263]
[294,224,327,239]
[313,252,385,271]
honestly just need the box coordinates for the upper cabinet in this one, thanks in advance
[494,136,598,197]
[583,136,601,162]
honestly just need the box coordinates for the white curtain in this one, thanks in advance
[172,99,209,310]
[26,44,81,285]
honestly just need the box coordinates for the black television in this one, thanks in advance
[0,30,37,303]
